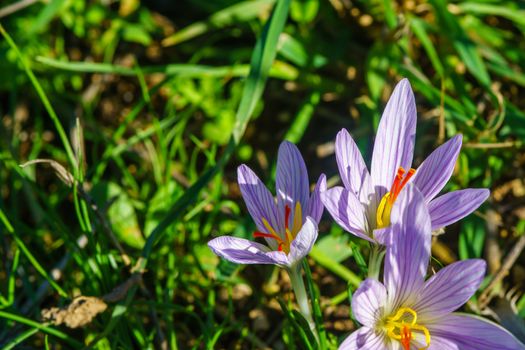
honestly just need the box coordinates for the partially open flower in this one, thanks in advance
[208,141,326,268]
[339,184,524,350]
[321,79,489,244]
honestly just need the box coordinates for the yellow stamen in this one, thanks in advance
[376,167,416,229]
[376,192,392,229]
[262,218,289,253]
[256,203,304,254]
[384,307,430,350]
[291,202,303,237]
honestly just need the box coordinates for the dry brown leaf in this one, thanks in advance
[41,296,107,328]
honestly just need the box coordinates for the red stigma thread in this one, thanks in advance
[253,205,292,252]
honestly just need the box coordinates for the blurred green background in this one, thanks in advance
[1,0,525,348]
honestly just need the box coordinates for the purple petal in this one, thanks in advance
[338,327,386,350]
[415,259,486,321]
[384,184,431,311]
[335,128,373,204]
[429,189,490,231]
[370,78,417,201]
[288,217,318,265]
[428,313,525,350]
[237,164,283,236]
[321,186,372,242]
[306,174,326,224]
[352,278,387,327]
[276,141,309,227]
[208,236,285,265]
[414,334,459,350]
[266,251,291,267]
[412,135,463,202]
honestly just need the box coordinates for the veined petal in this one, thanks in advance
[352,278,387,328]
[276,141,310,227]
[412,334,458,350]
[208,236,280,265]
[306,174,326,224]
[428,189,490,231]
[384,184,431,311]
[238,164,283,234]
[321,187,372,242]
[370,79,417,201]
[339,327,387,350]
[335,128,373,204]
[266,250,291,267]
[412,135,463,202]
[428,313,525,350]
[288,217,318,265]
[415,259,486,322]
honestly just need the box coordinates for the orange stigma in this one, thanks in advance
[401,325,412,350]
[385,307,430,350]
[376,167,416,228]
[253,202,303,253]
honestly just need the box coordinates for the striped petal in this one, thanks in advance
[370,79,417,201]
[238,164,283,235]
[208,236,286,265]
[276,141,309,228]
[428,313,525,350]
[306,174,326,224]
[415,259,486,322]
[428,189,490,231]
[412,135,462,202]
[288,216,318,265]
[384,184,431,311]
[321,186,372,242]
[352,278,387,328]
[339,327,387,350]
[335,128,373,204]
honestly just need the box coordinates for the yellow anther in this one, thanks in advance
[376,167,416,229]
[376,192,393,229]
[291,202,303,237]
[384,307,430,350]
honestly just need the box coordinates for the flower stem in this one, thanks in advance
[287,264,317,338]
[367,244,385,279]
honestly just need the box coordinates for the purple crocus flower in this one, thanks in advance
[321,79,489,243]
[340,184,525,350]
[208,141,326,268]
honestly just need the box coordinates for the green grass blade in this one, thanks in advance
[0,25,78,172]
[0,311,82,347]
[162,0,276,47]
[309,246,361,287]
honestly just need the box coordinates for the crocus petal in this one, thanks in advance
[428,188,490,231]
[276,141,310,226]
[306,174,326,224]
[339,327,387,350]
[370,79,417,201]
[266,250,290,267]
[208,236,282,265]
[335,128,373,204]
[412,334,459,350]
[352,278,387,328]
[288,217,318,265]
[412,135,463,202]
[238,164,283,234]
[428,313,525,350]
[384,184,431,311]
[415,259,486,321]
[321,186,372,242]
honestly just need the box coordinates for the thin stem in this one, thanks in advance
[287,265,315,334]
[367,244,385,280]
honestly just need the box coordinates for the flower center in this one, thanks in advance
[253,202,303,254]
[376,167,416,229]
[385,307,430,350]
